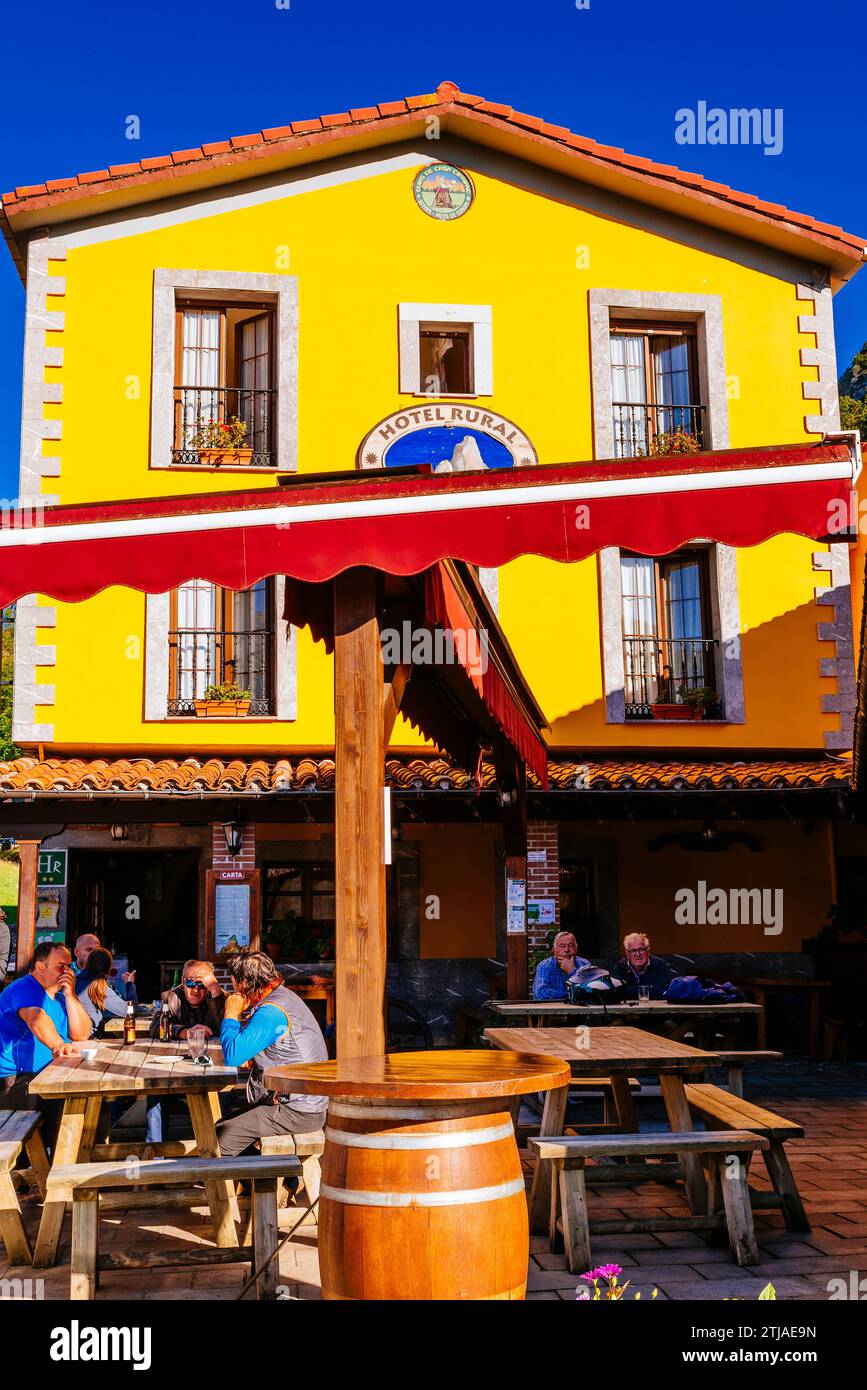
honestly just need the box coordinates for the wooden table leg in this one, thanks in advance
[528,1083,568,1234]
[808,989,822,1063]
[609,1075,638,1133]
[754,990,767,1049]
[659,1073,706,1215]
[187,1092,238,1248]
[33,1095,102,1269]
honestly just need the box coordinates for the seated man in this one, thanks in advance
[145,960,226,1144]
[0,942,92,1147]
[216,949,327,1157]
[614,932,674,1000]
[532,930,591,1002]
[73,932,137,1002]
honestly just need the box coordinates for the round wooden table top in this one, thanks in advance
[265,1049,571,1100]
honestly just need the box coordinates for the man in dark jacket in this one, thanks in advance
[613,932,674,1000]
[145,960,226,1144]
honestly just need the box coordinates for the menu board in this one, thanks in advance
[206,869,261,959]
[214,883,252,955]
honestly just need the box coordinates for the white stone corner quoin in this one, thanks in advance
[814,547,855,752]
[14,233,65,744]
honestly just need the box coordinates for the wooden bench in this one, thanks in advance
[46,1153,303,1300]
[529,1130,768,1272]
[685,1083,809,1232]
[258,1129,324,1219]
[0,1111,50,1266]
[708,1051,783,1097]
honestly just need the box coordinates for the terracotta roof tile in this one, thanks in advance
[2,83,864,270]
[0,754,849,796]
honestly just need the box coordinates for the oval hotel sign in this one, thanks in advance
[357,404,538,473]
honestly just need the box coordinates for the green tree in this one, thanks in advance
[0,606,19,761]
[840,394,867,442]
[839,341,867,402]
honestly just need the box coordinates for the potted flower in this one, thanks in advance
[649,428,701,458]
[190,415,251,466]
[650,684,716,721]
[193,682,251,718]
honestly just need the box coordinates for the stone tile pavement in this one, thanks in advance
[1,1060,864,1302]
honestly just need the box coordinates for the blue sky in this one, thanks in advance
[1,0,863,499]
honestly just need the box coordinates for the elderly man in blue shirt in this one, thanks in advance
[532,930,592,1002]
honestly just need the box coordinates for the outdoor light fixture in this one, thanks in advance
[110,824,128,841]
[222,821,245,857]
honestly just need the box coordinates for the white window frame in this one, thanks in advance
[398,302,493,396]
[590,289,742,724]
[144,577,296,722]
[150,269,298,472]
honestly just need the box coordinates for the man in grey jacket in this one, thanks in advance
[0,907,11,987]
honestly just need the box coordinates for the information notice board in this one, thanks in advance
[205,869,261,959]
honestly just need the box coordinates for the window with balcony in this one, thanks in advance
[610,323,705,459]
[172,302,276,467]
[620,550,721,718]
[167,577,275,715]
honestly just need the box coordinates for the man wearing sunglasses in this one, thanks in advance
[145,960,225,1145]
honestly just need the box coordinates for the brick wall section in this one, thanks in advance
[211,823,257,870]
[527,822,560,954]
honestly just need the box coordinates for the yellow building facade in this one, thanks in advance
[3,83,865,1025]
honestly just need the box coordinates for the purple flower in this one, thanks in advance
[579,1263,622,1282]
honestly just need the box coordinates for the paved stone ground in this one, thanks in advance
[2,1059,864,1302]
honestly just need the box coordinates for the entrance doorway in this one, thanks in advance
[68,850,200,1001]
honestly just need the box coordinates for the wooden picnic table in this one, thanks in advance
[29,1037,240,1268]
[485,999,762,1049]
[265,1049,570,1301]
[727,977,829,1060]
[484,1024,719,1226]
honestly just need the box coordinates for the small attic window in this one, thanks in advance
[418,323,473,395]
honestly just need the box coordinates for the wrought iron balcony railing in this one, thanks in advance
[623,634,720,719]
[172,385,276,467]
[167,627,274,715]
[612,402,706,460]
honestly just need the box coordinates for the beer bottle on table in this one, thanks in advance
[123,999,137,1046]
[159,1001,172,1042]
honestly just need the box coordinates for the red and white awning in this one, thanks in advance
[0,439,858,608]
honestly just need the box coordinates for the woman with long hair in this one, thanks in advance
[74,947,128,1037]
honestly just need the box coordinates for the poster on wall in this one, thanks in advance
[528,899,556,926]
[214,883,252,955]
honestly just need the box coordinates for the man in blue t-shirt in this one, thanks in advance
[532,931,592,1002]
[0,942,92,1124]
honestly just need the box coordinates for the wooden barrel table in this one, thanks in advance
[265,1050,570,1301]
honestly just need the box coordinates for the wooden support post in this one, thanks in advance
[334,569,387,1059]
[496,745,529,1001]
[15,840,40,973]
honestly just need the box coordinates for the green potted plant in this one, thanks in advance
[190,415,251,467]
[193,682,251,718]
[650,684,716,721]
[265,913,304,962]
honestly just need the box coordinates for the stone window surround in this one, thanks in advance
[144,576,296,723]
[150,269,298,473]
[589,288,743,724]
[398,302,493,396]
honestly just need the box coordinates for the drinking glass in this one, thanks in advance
[637,985,651,1003]
[187,1025,209,1065]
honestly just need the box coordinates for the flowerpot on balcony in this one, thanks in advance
[193,699,251,718]
[196,447,253,467]
[650,702,697,721]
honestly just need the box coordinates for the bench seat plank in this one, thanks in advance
[530,1130,767,1161]
[685,1084,805,1139]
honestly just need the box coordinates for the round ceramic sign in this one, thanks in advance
[413,163,474,221]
